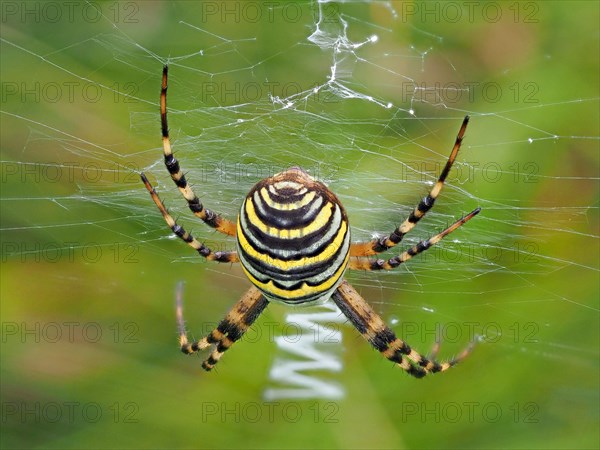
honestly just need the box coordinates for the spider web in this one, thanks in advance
[1,1,598,449]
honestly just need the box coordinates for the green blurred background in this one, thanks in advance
[1,1,598,448]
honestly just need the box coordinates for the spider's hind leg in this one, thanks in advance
[177,284,268,371]
[332,280,475,378]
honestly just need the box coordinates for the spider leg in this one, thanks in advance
[160,65,236,236]
[177,285,268,371]
[331,280,474,378]
[349,207,480,271]
[350,116,470,257]
[141,173,238,263]
[429,337,442,360]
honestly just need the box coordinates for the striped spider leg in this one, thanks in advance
[176,285,268,371]
[157,65,236,237]
[344,116,480,376]
[349,115,471,259]
[142,65,480,377]
[332,281,475,378]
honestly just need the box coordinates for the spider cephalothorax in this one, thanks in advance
[141,65,480,377]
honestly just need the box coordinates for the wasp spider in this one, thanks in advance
[141,65,480,378]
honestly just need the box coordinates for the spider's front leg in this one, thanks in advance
[349,207,480,271]
[332,280,474,378]
[177,285,268,370]
[350,116,471,258]
[141,173,238,263]
[159,65,236,236]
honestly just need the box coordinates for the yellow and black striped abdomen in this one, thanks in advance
[236,168,350,304]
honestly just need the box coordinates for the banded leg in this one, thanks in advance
[177,285,269,371]
[141,173,238,263]
[349,207,480,271]
[350,116,470,257]
[332,280,474,378]
[160,65,236,236]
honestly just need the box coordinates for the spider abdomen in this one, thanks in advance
[236,168,350,304]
